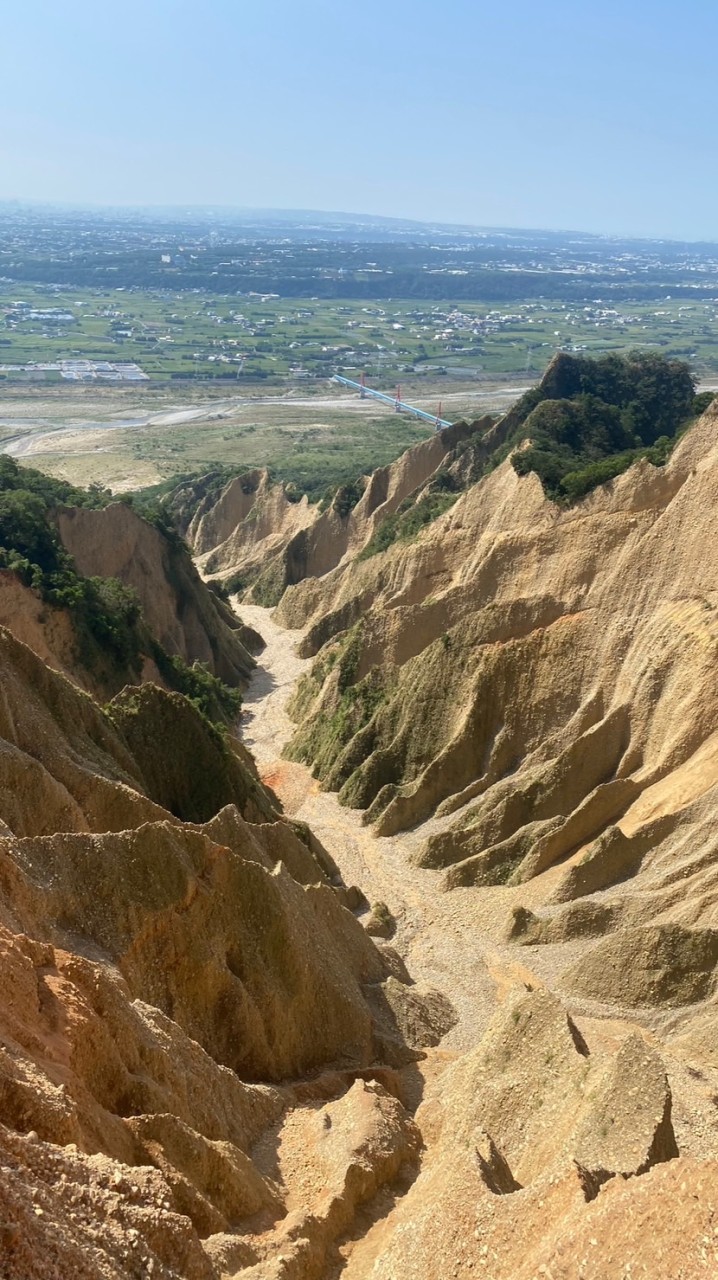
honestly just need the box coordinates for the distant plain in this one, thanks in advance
[2,211,717,493]
[0,376,527,492]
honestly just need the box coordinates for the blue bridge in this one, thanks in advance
[332,375,452,430]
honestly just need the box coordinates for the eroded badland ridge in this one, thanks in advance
[1,354,718,1277]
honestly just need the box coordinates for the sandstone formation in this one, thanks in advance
[57,501,258,687]
[4,364,718,1277]
[0,624,277,836]
[180,420,486,607]
[249,394,718,1019]
[0,621,446,1277]
[167,372,718,1276]
[0,569,79,687]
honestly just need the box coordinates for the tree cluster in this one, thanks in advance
[508,352,703,502]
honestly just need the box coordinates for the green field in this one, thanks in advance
[0,379,458,494]
[3,284,718,385]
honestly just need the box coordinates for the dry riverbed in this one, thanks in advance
[237,602,718,1183]
[239,603,550,1054]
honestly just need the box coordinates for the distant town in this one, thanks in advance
[0,206,717,383]
[0,357,148,382]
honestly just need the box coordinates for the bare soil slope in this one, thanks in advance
[0,626,447,1279]
[57,501,258,686]
[182,419,488,607]
[234,602,718,1280]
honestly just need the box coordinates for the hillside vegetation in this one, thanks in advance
[497,351,706,501]
[0,456,142,672]
[0,455,242,721]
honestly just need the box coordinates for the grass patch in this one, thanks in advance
[149,642,242,726]
[358,487,458,560]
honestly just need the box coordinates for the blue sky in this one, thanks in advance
[2,0,717,239]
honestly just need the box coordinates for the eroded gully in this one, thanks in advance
[236,602,540,1056]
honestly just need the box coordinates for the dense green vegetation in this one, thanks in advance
[0,456,112,511]
[500,352,708,503]
[346,353,713,561]
[328,478,365,518]
[148,643,243,725]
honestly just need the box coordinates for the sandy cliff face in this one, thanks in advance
[283,401,718,855]
[192,469,317,563]
[185,421,487,607]
[275,398,718,995]
[0,570,79,686]
[6,387,718,1277]
[57,502,258,686]
[196,396,718,1277]
[0,626,277,836]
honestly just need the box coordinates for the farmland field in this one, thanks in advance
[3,284,718,385]
[2,207,717,492]
[0,375,529,493]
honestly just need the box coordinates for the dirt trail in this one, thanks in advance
[238,602,535,1052]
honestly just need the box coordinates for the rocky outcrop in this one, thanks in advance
[0,626,275,837]
[338,988,688,1280]
[0,787,439,1277]
[282,400,718,878]
[561,924,718,1008]
[0,819,400,1082]
[0,609,450,1279]
[185,421,486,607]
[192,469,316,561]
[0,888,427,1278]
[0,569,79,686]
[57,502,257,686]
[426,988,677,1189]
[105,683,277,824]
[0,624,166,837]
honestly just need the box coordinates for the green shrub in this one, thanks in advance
[507,352,700,503]
[358,488,457,560]
[149,642,242,725]
[332,479,365,519]
[692,391,717,416]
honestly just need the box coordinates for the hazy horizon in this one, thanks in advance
[2,1,718,242]
[3,199,718,249]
